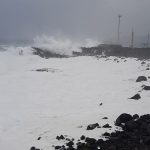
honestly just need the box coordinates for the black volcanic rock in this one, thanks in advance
[30,147,40,150]
[99,103,103,106]
[102,132,110,137]
[87,123,99,130]
[66,141,74,147]
[141,61,146,65]
[80,135,85,140]
[102,117,108,119]
[85,137,96,145]
[56,135,65,140]
[32,47,68,58]
[115,113,133,126]
[143,85,150,90]
[136,76,147,82]
[37,137,41,140]
[54,114,150,150]
[103,124,112,128]
[129,93,141,100]
[133,114,139,120]
[55,146,62,150]
[30,147,36,150]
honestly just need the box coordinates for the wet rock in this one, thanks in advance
[123,120,139,131]
[80,135,85,140]
[85,137,96,145]
[103,124,112,128]
[96,139,104,146]
[139,114,150,122]
[99,103,103,106]
[30,147,40,150]
[143,86,150,90]
[141,61,146,65]
[76,142,85,150]
[129,93,141,100]
[136,76,147,82]
[102,117,108,119]
[133,114,139,120]
[37,137,41,140]
[35,68,49,72]
[66,141,74,147]
[55,146,62,149]
[30,147,36,150]
[115,113,133,126]
[143,136,150,145]
[87,123,99,130]
[54,114,150,150]
[103,132,110,137]
[56,135,65,140]
[66,138,71,141]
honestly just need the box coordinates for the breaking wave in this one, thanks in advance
[33,35,100,55]
[0,35,100,56]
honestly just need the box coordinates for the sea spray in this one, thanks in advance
[33,35,100,55]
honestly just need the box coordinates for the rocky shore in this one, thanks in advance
[30,113,150,150]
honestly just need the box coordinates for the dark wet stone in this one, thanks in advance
[99,103,103,106]
[30,147,36,150]
[85,137,96,145]
[115,113,133,126]
[102,117,108,119]
[141,61,146,65]
[80,135,85,140]
[103,132,110,137]
[76,142,85,150]
[143,136,150,145]
[37,137,41,140]
[56,135,65,140]
[87,123,99,130]
[55,146,62,149]
[54,114,150,150]
[103,124,112,128]
[35,68,49,72]
[133,114,139,120]
[136,76,147,82]
[129,93,141,100]
[66,141,74,147]
[143,86,150,90]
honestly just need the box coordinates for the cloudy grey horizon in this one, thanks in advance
[0,0,150,45]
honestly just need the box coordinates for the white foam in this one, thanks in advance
[33,35,100,55]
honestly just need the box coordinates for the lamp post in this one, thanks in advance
[118,15,122,45]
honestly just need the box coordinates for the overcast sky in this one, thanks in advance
[0,0,150,42]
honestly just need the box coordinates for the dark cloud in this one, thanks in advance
[0,0,150,43]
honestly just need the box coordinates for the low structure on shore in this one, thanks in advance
[73,44,150,59]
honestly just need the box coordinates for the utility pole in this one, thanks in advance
[131,28,134,49]
[118,15,122,45]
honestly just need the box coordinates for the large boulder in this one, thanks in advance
[115,113,133,126]
[136,76,147,82]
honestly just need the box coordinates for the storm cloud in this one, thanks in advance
[0,0,150,43]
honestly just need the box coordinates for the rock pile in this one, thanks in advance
[53,113,150,150]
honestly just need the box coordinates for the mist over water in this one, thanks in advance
[0,35,100,56]
[33,35,100,55]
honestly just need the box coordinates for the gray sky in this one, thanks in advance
[0,0,150,42]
